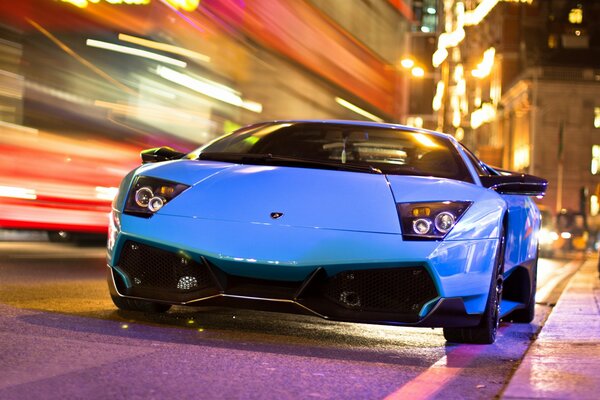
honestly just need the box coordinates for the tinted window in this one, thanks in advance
[460,144,489,176]
[195,123,473,182]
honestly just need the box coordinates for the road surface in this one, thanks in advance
[0,240,581,399]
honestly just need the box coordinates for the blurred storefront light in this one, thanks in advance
[118,34,210,63]
[163,0,200,12]
[95,186,119,201]
[406,116,424,128]
[568,7,583,24]
[155,66,262,113]
[470,102,496,129]
[431,1,464,67]
[62,0,150,8]
[335,97,383,122]
[591,145,600,175]
[400,58,415,69]
[465,0,533,26]
[411,66,425,78]
[471,47,496,78]
[0,186,37,200]
[86,39,187,68]
[454,127,464,141]
[591,195,599,217]
[432,81,444,111]
[433,1,530,68]
[61,0,200,11]
[513,145,530,171]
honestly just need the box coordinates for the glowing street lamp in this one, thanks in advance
[400,58,415,69]
[411,66,425,78]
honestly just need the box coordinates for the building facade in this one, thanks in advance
[431,0,600,227]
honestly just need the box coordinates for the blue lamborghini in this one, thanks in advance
[107,120,547,344]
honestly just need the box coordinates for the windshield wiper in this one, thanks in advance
[197,152,382,174]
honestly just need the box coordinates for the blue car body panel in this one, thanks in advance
[107,121,543,329]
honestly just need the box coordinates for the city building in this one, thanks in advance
[431,0,600,230]
[0,0,416,148]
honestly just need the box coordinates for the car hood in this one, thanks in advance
[138,160,401,234]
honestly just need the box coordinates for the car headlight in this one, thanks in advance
[124,176,189,217]
[397,201,472,240]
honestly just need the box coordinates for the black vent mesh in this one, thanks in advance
[117,241,213,293]
[322,267,437,314]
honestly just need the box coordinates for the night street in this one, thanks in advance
[0,239,584,399]
[1,1,600,399]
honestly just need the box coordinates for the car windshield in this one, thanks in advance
[191,122,472,182]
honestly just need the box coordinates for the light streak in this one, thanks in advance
[118,34,210,63]
[156,66,262,113]
[164,0,200,12]
[26,19,135,95]
[95,186,119,201]
[334,97,383,122]
[0,186,37,200]
[86,39,187,68]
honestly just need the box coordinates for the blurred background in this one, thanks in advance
[0,0,599,255]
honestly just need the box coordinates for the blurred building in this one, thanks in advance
[405,0,441,130]
[0,0,423,235]
[0,0,417,149]
[431,0,600,227]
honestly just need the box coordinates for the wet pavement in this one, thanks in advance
[0,235,598,399]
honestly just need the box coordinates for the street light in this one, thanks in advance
[411,66,425,78]
[400,58,415,69]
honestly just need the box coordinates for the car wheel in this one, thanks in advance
[443,231,505,344]
[110,294,172,313]
[507,255,538,323]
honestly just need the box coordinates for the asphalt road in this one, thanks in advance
[0,240,579,400]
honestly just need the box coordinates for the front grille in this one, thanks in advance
[117,241,214,299]
[322,267,437,315]
[113,241,438,323]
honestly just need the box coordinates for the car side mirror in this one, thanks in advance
[140,147,186,164]
[479,174,547,196]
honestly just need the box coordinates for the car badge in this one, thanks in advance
[270,212,284,219]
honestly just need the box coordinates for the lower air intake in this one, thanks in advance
[116,241,214,299]
[322,267,437,315]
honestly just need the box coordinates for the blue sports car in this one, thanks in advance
[107,120,547,344]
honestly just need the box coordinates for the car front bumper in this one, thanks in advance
[107,212,500,327]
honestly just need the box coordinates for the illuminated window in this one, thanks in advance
[407,116,424,128]
[591,195,599,217]
[569,8,583,24]
[514,146,530,171]
[595,107,600,128]
[592,145,600,175]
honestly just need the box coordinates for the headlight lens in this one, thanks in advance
[134,187,153,207]
[397,201,471,240]
[124,176,189,217]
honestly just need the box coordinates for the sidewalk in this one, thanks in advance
[503,257,600,399]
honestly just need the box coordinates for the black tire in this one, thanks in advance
[443,231,505,344]
[507,255,538,323]
[110,294,172,313]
